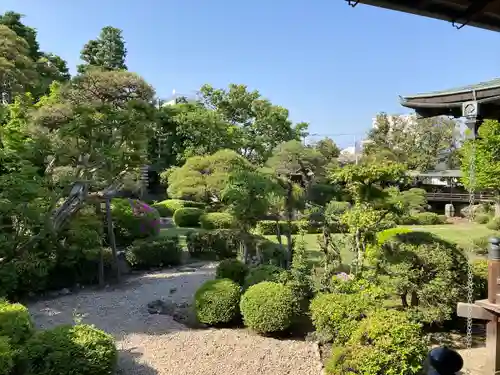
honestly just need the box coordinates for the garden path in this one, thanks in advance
[27,262,321,375]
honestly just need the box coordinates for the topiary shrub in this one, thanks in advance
[200,212,237,230]
[0,301,34,346]
[487,217,500,230]
[111,198,160,247]
[216,259,249,285]
[410,212,443,225]
[240,282,297,334]
[243,265,284,290]
[24,324,117,375]
[474,213,491,224]
[255,220,299,235]
[326,309,427,375]
[0,336,13,375]
[173,207,204,227]
[186,230,241,260]
[367,230,468,324]
[125,236,182,269]
[194,279,241,325]
[153,199,205,217]
[310,292,375,344]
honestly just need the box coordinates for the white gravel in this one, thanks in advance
[27,263,321,375]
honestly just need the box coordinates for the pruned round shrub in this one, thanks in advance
[173,207,204,227]
[240,281,296,334]
[243,265,284,290]
[474,213,491,224]
[24,324,117,375]
[488,217,500,230]
[194,279,241,325]
[200,212,237,230]
[153,199,204,217]
[125,236,182,269]
[111,198,160,247]
[368,230,468,324]
[326,309,427,375]
[0,301,34,346]
[187,230,241,260]
[0,336,13,375]
[310,292,375,344]
[216,259,249,285]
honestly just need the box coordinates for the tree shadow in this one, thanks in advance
[117,347,159,375]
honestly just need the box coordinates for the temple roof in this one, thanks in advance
[348,0,500,32]
[399,78,500,118]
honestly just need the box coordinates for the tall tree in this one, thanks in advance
[364,113,460,171]
[198,83,308,164]
[0,11,40,60]
[314,137,340,164]
[78,26,127,73]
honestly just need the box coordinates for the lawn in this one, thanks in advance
[161,222,496,266]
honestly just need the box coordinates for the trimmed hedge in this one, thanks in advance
[194,279,241,325]
[326,310,427,375]
[240,282,297,334]
[24,324,117,375]
[0,301,34,346]
[187,230,240,260]
[152,199,205,217]
[200,212,237,230]
[173,207,204,227]
[216,259,249,285]
[125,236,182,269]
[398,212,445,225]
[0,336,13,375]
[255,220,320,235]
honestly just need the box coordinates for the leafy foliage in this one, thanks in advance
[125,236,182,269]
[215,259,249,285]
[0,300,34,346]
[194,279,241,325]
[200,212,237,230]
[173,207,204,227]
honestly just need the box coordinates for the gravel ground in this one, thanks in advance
[27,262,321,375]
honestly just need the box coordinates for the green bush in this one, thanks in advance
[0,336,13,375]
[173,207,204,227]
[216,259,249,285]
[326,309,427,375]
[488,217,500,230]
[111,198,160,247]
[0,301,34,346]
[475,213,491,224]
[472,259,488,300]
[243,265,284,290]
[410,212,443,225]
[200,212,237,230]
[125,236,182,269]
[194,279,241,325]
[472,235,491,255]
[240,281,296,334]
[24,324,117,375]
[153,199,205,217]
[186,230,240,260]
[310,292,374,344]
[252,237,287,267]
[255,220,320,235]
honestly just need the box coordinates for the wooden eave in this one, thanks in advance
[399,78,500,118]
[348,0,500,32]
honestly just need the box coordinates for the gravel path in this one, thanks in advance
[27,263,321,375]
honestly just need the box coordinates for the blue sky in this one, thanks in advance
[2,0,500,148]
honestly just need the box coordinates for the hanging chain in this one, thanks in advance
[465,139,476,369]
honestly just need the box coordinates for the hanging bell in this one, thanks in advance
[424,347,463,375]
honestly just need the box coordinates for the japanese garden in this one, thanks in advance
[1,8,500,375]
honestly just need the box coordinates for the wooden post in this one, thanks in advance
[457,237,500,375]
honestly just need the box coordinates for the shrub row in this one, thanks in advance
[0,300,117,375]
[173,207,204,227]
[152,199,205,217]
[397,212,446,225]
[126,236,182,269]
[255,220,321,235]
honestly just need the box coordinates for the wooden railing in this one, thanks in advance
[426,192,495,202]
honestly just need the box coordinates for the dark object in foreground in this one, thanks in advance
[424,347,463,375]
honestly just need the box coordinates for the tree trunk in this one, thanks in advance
[285,182,294,269]
[410,291,419,307]
[105,197,120,283]
[95,202,105,288]
[401,293,408,308]
[275,220,282,246]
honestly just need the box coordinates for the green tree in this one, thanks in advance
[461,119,500,216]
[77,26,127,73]
[314,137,340,164]
[0,11,40,60]
[166,149,254,204]
[199,83,307,164]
